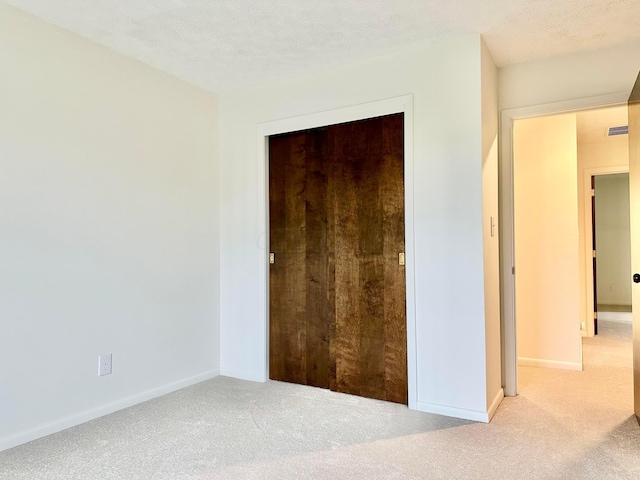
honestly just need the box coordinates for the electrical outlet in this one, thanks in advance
[609,285,613,292]
[580,322,586,331]
[98,353,112,376]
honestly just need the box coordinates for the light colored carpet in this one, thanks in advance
[1,320,638,479]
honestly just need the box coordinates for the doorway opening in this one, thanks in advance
[582,171,633,385]
[500,94,628,396]
[592,173,633,333]
[507,103,632,396]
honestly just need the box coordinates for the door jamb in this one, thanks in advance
[500,92,629,397]
[256,95,417,409]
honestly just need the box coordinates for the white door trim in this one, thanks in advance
[500,92,629,397]
[256,95,417,409]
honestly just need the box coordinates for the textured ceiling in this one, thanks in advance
[4,0,640,91]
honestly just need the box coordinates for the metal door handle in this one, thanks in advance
[634,273,640,284]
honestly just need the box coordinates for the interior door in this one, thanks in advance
[268,114,407,404]
[629,73,640,423]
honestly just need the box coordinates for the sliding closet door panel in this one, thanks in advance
[269,132,307,385]
[269,131,332,388]
[331,114,407,404]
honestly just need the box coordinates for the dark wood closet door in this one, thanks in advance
[330,114,406,404]
[269,114,406,404]
[269,129,333,388]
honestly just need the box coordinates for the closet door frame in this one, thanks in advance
[257,95,417,410]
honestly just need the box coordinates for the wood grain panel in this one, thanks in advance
[304,129,331,388]
[326,136,338,393]
[269,132,308,385]
[350,119,386,399]
[331,124,363,396]
[356,118,386,401]
[381,114,407,404]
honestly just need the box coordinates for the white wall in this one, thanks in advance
[513,114,582,369]
[595,174,632,306]
[499,39,640,110]
[481,41,502,411]
[0,5,220,451]
[218,35,501,421]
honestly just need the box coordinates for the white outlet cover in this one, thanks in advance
[98,353,112,376]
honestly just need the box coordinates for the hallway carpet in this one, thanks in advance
[1,320,638,479]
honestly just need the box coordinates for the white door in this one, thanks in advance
[628,73,640,422]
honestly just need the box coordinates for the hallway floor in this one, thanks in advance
[1,320,638,479]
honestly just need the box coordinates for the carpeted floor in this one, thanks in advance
[1,320,638,479]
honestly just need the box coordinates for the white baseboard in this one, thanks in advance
[415,388,504,424]
[0,369,219,453]
[518,357,582,371]
[416,400,492,423]
[487,388,505,422]
[599,312,632,323]
[220,367,266,383]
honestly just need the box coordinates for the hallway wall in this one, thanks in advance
[499,39,640,110]
[513,114,582,369]
[595,173,632,306]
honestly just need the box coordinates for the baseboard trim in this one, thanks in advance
[599,312,632,323]
[518,357,582,371]
[0,368,220,453]
[487,388,505,422]
[220,367,266,383]
[416,400,492,423]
